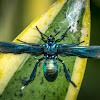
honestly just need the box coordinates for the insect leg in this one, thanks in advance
[36,26,47,42]
[57,57,78,89]
[72,41,85,46]
[21,57,44,90]
[55,26,71,42]
[17,39,27,43]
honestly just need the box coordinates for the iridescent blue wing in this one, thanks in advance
[58,44,100,59]
[0,41,43,54]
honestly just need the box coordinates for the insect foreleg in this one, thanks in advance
[21,57,45,90]
[55,26,71,42]
[57,58,78,89]
[17,39,27,43]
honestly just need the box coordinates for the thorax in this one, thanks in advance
[44,42,57,56]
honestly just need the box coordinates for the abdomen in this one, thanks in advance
[43,59,58,82]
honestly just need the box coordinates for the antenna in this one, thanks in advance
[53,26,71,38]
[53,31,61,37]
[55,26,71,42]
[35,26,48,38]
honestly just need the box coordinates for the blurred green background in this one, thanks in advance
[0,0,100,100]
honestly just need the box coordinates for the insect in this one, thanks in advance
[0,26,100,90]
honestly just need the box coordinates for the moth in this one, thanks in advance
[0,26,100,89]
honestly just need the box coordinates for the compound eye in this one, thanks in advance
[50,35,52,37]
